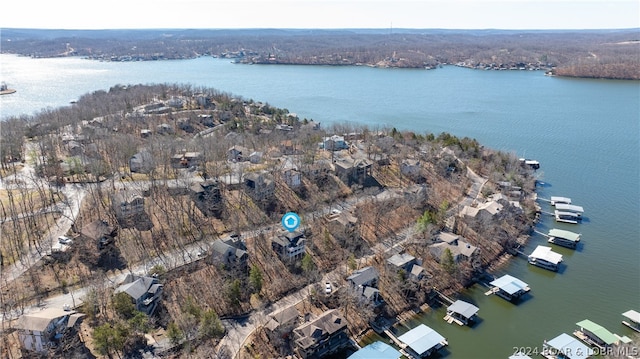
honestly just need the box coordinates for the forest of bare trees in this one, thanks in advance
[2,28,639,80]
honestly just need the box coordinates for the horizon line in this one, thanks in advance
[4,27,639,32]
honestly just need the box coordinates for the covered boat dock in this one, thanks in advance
[397,324,448,358]
[445,300,479,326]
[528,245,563,272]
[486,274,530,302]
[548,228,581,249]
[574,319,621,349]
[622,310,640,332]
[543,333,593,359]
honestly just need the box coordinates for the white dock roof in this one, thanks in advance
[622,310,640,323]
[548,229,581,242]
[555,203,584,213]
[546,333,593,359]
[529,246,563,265]
[490,274,530,295]
[398,324,446,356]
[447,300,479,319]
[551,196,571,204]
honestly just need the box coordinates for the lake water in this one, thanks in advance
[1,54,639,358]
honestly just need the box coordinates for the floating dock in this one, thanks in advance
[550,196,572,205]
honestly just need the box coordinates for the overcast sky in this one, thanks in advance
[1,0,638,30]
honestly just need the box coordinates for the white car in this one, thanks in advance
[58,236,72,245]
[325,282,332,294]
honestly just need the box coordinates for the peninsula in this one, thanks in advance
[0,83,544,358]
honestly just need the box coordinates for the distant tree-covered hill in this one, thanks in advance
[2,28,639,80]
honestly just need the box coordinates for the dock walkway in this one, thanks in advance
[383,329,417,359]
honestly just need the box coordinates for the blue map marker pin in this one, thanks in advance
[281,212,300,232]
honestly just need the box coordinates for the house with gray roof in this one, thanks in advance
[387,252,417,272]
[111,189,145,222]
[272,230,306,261]
[115,274,163,316]
[293,309,349,359]
[210,238,248,269]
[244,172,275,201]
[347,266,378,289]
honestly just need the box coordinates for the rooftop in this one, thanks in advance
[622,310,640,323]
[548,228,581,242]
[529,245,563,265]
[490,274,530,295]
[545,333,593,359]
[576,319,619,345]
[397,324,446,356]
[348,341,402,359]
[447,300,479,319]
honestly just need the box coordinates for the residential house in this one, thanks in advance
[387,253,417,273]
[129,150,154,174]
[272,230,306,260]
[459,200,503,221]
[111,189,146,222]
[210,238,248,269]
[347,266,384,306]
[114,274,163,316]
[266,305,300,340]
[167,96,185,109]
[280,140,297,155]
[293,309,350,359]
[190,180,223,217]
[334,158,373,186]
[244,172,275,201]
[302,159,334,180]
[400,158,422,179]
[171,152,202,168]
[140,129,152,138]
[80,219,117,249]
[227,145,250,162]
[283,166,302,188]
[347,266,378,289]
[177,117,195,133]
[13,308,84,353]
[429,232,480,268]
[66,140,83,156]
[249,151,263,164]
[322,135,348,151]
[156,123,174,134]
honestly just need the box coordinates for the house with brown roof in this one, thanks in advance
[266,305,300,340]
[13,308,84,353]
[429,232,480,268]
[171,151,202,168]
[80,219,117,249]
[190,180,223,217]
[293,309,350,358]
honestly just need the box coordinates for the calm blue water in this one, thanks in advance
[1,54,639,358]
